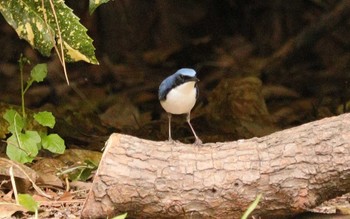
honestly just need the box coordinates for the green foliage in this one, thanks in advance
[18,193,39,213]
[241,194,262,219]
[33,111,55,129]
[0,0,98,64]
[89,0,110,14]
[3,57,65,163]
[6,129,41,163]
[58,159,98,181]
[42,134,65,154]
[3,109,25,133]
[0,0,54,56]
[30,63,48,83]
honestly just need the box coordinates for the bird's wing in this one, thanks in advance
[158,78,172,101]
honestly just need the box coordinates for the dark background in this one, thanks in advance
[0,0,349,147]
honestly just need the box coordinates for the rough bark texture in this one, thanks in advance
[81,113,350,219]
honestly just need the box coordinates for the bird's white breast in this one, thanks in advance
[160,81,197,115]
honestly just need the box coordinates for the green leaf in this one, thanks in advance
[18,194,39,212]
[6,135,29,163]
[53,0,99,64]
[0,0,54,56]
[85,158,99,167]
[42,134,65,154]
[22,130,41,147]
[0,0,98,64]
[111,213,128,219]
[74,166,93,182]
[241,194,262,219]
[3,109,24,134]
[6,132,40,163]
[62,160,97,181]
[34,111,55,128]
[89,0,110,14]
[79,160,98,181]
[30,63,47,83]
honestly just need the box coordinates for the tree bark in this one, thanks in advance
[81,113,350,219]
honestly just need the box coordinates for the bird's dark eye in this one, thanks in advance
[180,74,192,80]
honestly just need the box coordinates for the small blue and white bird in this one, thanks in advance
[158,68,202,144]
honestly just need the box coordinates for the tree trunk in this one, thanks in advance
[81,113,350,219]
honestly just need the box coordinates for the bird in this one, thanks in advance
[158,68,202,145]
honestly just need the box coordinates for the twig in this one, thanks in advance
[10,161,53,199]
[48,0,69,85]
[9,166,19,205]
[41,0,69,85]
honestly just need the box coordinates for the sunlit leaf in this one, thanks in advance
[22,130,41,149]
[18,194,39,212]
[0,0,54,56]
[30,63,47,83]
[42,134,65,154]
[6,135,29,163]
[0,0,98,64]
[6,131,40,163]
[34,111,55,128]
[44,0,99,64]
[3,109,24,134]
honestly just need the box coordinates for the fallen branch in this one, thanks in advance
[81,113,350,218]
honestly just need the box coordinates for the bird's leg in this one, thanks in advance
[167,113,174,142]
[186,113,202,145]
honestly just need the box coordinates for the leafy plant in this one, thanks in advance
[3,56,65,163]
[0,0,109,83]
[57,159,98,181]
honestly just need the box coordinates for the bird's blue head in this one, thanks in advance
[175,68,197,78]
[158,68,199,101]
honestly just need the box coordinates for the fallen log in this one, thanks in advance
[81,113,350,218]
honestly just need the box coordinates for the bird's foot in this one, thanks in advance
[194,138,203,146]
[167,138,176,144]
